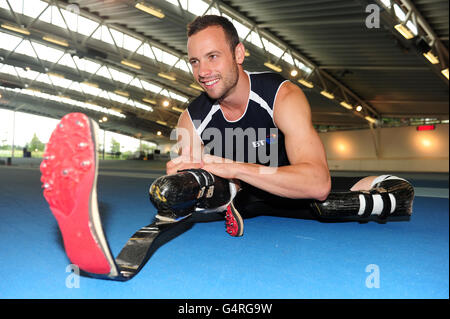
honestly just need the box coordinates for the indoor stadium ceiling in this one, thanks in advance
[0,0,448,144]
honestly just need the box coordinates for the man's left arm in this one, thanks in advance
[202,81,331,201]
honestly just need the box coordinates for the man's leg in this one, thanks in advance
[41,113,199,281]
[148,169,244,236]
[311,175,415,221]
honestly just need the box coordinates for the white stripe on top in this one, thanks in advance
[196,103,221,136]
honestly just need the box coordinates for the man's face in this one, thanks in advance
[187,26,240,100]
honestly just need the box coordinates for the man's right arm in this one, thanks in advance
[166,110,204,175]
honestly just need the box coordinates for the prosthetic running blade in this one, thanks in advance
[40,113,187,281]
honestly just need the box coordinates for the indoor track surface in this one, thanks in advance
[0,160,448,299]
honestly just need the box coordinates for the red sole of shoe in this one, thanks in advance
[226,202,244,237]
[40,113,113,275]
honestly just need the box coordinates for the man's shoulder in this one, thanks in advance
[187,92,216,119]
[248,71,287,84]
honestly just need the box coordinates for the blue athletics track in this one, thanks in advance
[0,158,448,299]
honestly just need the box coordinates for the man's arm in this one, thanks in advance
[203,81,331,201]
[166,110,204,175]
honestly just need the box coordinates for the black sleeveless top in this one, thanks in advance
[187,71,290,168]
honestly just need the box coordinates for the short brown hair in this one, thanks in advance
[187,15,240,54]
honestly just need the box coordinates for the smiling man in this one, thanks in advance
[149,15,415,236]
[39,15,415,280]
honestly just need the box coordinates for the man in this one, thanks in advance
[149,15,414,236]
[40,15,414,281]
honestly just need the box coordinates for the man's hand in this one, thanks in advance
[202,154,238,179]
[166,146,204,175]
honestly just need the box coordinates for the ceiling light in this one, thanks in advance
[339,101,353,110]
[142,98,156,105]
[43,35,69,47]
[157,72,176,81]
[102,116,108,122]
[47,72,65,78]
[135,2,165,19]
[441,68,449,80]
[298,79,314,88]
[121,59,141,70]
[290,69,298,77]
[1,23,30,35]
[245,50,250,57]
[365,116,377,124]
[156,131,162,136]
[356,105,363,112]
[81,81,99,88]
[156,120,167,126]
[423,51,439,64]
[171,106,184,113]
[190,83,204,91]
[264,62,282,73]
[394,24,415,40]
[114,90,129,97]
[162,100,170,107]
[320,90,334,100]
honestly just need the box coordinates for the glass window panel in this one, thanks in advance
[80,82,102,96]
[9,0,23,14]
[100,26,114,45]
[98,90,109,100]
[140,43,155,60]
[248,31,263,48]
[82,59,101,74]
[108,92,128,104]
[31,41,64,63]
[141,80,162,93]
[16,67,39,80]
[123,34,142,53]
[48,75,73,88]
[51,6,67,29]
[36,73,52,85]
[0,0,10,10]
[188,0,209,16]
[165,0,179,6]
[39,6,52,23]
[95,66,112,79]
[68,81,82,92]
[57,53,77,69]
[179,0,188,10]
[282,53,294,65]
[23,0,48,19]
[14,40,37,58]
[77,16,99,37]
[161,51,179,66]
[174,60,190,73]
[151,46,163,61]
[108,68,133,84]
[60,8,78,32]
[0,63,17,76]
[262,38,284,57]
[393,4,406,21]
[406,21,418,35]
[205,7,220,16]
[91,26,101,40]
[0,32,23,51]
[109,28,124,47]
[129,78,143,89]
